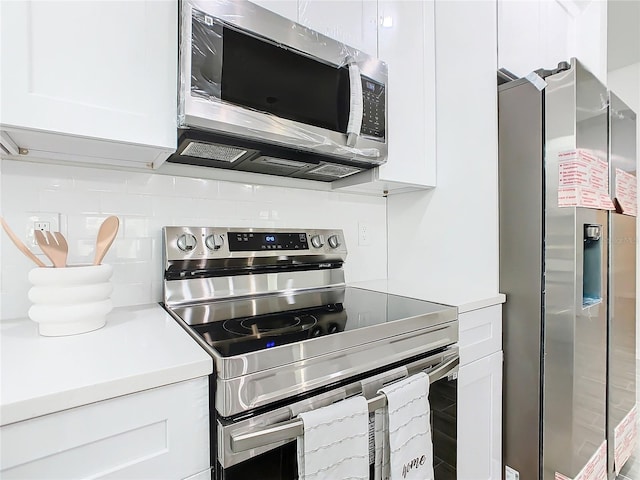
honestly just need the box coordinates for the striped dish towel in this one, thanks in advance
[297,396,370,480]
[375,372,434,480]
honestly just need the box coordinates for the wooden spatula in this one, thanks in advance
[35,230,67,268]
[94,216,119,265]
[0,217,48,267]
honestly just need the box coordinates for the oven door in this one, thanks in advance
[215,347,458,480]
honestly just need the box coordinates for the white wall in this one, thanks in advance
[498,0,607,84]
[0,159,387,320]
[386,0,499,305]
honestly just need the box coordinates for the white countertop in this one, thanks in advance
[0,304,213,426]
[349,279,505,313]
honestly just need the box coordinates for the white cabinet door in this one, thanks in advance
[298,0,378,56]
[250,0,298,22]
[332,0,436,194]
[0,0,177,168]
[0,377,209,479]
[377,0,436,187]
[457,351,502,480]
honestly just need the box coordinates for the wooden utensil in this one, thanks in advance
[93,216,119,265]
[0,217,48,267]
[52,231,69,267]
[35,230,67,268]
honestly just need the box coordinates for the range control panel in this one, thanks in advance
[163,226,347,261]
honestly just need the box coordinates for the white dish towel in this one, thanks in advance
[297,395,370,480]
[375,372,434,480]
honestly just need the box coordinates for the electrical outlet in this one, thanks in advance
[358,222,371,246]
[26,212,61,251]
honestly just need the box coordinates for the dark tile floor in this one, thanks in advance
[617,360,640,480]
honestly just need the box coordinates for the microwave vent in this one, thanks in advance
[306,164,362,178]
[181,141,247,163]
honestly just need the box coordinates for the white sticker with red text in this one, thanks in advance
[557,150,615,210]
[614,168,637,216]
[555,440,607,480]
[614,405,637,474]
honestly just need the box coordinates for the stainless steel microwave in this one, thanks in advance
[171,0,388,182]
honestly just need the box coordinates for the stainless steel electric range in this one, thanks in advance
[161,226,459,480]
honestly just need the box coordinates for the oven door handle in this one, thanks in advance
[229,355,459,453]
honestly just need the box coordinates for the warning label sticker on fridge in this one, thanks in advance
[555,440,607,480]
[557,150,615,210]
[614,405,637,474]
[614,168,637,217]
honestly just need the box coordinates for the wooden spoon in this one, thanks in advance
[52,231,69,267]
[0,217,48,267]
[35,230,67,268]
[93,216,119,265]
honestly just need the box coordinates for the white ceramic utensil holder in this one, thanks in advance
[28,264,113,336]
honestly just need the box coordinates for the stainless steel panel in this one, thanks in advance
[215,321,458,417]
[179,0,387,164]
[543,59,608,480]
[169,287,345,323]
[164,270,346,307]
[218,347,459,467]
[608,214,637,476]
[163,226,347,265]
[607,91,637,478]
[498,76,544,478]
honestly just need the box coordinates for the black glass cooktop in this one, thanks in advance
[169,287,454,357]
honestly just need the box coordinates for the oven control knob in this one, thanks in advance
[310,235,324,248]
[327,235,341,249]
[176,233,197,252]
[205,234,224,251]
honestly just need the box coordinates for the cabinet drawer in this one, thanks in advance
[459,304,502,365]
[1,377,209,479]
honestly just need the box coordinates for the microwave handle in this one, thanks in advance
[346,57,363,147]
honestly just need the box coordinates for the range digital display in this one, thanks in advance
[228,231,309,252]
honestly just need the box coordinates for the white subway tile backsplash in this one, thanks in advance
[174,176,219,199]
[126,173,175,196]
[123,217,151,238]
[74,169,128,193]
[1,159,387,320]
[39,190,101,215]
[112,238,153,262]
[101,192,153,217]
[217,181,255,201]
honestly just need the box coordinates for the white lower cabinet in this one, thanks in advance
[457,350,503,480]
[0,377,210,479]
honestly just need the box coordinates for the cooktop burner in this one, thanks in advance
[224,313,315,336]
[191,303,346,357]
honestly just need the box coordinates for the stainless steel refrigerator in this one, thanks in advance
[607,91,637,479]
[499,58,636,480]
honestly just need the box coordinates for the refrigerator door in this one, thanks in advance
[608,213,637,477]
[607,91,637,478]
[543,59,609,480]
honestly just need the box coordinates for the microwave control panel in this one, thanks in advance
[361,78,386,140]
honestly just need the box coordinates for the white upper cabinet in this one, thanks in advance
[250,0,298,22]
[0,0,177,169]
[297,0,378,56]
[333,0,436,195]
